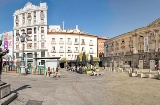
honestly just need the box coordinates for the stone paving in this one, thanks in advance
[1,68,160,105]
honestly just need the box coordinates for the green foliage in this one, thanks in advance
[61,57,66,61]
[79,52,83,61]
[93,57,100,61]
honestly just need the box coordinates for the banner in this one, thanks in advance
[144,36,148,52]
[4,41,8,49]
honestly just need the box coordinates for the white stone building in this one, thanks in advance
[47,25,98,60]
[13,2,48,65]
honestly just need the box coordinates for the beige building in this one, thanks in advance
[104,18,160,69]
[47,25,98,60]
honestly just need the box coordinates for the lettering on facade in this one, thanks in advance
[144,36,148,52]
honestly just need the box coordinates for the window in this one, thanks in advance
[60,46,63,50]
[41,60,45,65]
[41,19,44,23]
[75,47,78,51]
[16,45,19,49]
[60,55,63,57]
[27,13,31,18]
[41,51,45,57]
[34,27,36,34]
[27,28,32,34]
[34,43,37,48]
[82,47,85,51]
[68,47,71,51]
[27,43,32,49]
[52,46,55,50]
[52,38,55,41]
[16,53,19,58]
[41,34,44,39]
[60,38,63,41]
[34,11,36,17]
[41,27,44,33]
[34,35,37,41]
[41,42,45,48]
[68,38,71,42]
[75,38,78,42]
[27,53,33,58]
[82,39,84,43]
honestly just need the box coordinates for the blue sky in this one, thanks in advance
[0,0,160,38]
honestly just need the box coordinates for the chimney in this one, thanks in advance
[76,25,78,30]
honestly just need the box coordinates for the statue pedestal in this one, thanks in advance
[0,83,10,99]
[0,82,18,104]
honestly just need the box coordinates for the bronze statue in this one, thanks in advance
[0,40,9,83]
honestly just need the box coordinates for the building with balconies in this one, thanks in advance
[104,18,160,69]
[47,25,98,62]
[13,2,48,66]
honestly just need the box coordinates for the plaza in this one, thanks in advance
[1,68,160,105]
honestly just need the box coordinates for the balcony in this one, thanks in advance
[40,14,45,18]
[82,50,86,52]
[15,19,19,23]
[41,46,46,49]
[16,47,19,50]
[81,42,85,45]
[51,50,56,53]
[59,50,64,53]
[67,41,72,45]
[15,41,19,45]
[74,50,79,53]
[40,38,46,42]
[67,50,72,53]
[74,42,79,45]
[89,50,94,54]
[27,46,32,49]
[59,41,64,44]
[89,42,93,46]
[51,41,56,45]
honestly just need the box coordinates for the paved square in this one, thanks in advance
[2,69,160,105]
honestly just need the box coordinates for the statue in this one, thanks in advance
[0,40,9,84]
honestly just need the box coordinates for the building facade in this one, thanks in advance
[104,18,160,69]
[13,2,48,66]
[97,36,108,66]
[47,25,98,60]
[0,31,14,62]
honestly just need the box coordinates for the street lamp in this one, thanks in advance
[132,46,134,72]
[16,32,29,74]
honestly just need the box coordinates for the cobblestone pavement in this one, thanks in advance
[2,68,160,105]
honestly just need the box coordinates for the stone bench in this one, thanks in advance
[137,73,144,78]
[153,74,159,79]
[144,74,152,78]
[131,73,137,77]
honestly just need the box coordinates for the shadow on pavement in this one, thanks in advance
[11,85,31,93]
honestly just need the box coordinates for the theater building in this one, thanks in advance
[104,18,160,69]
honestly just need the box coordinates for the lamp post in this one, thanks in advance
[132,47,134,72]
[16,32,29,74]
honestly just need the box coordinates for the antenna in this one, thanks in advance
[62,21,65,30]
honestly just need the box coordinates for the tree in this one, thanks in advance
[90,55,93,65]
[79,52,83,61]
[82,52,86,66]
[76,55,80,66]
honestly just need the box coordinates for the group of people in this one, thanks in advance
[47,67,60,77]
[66,65,87,74]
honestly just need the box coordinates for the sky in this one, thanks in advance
[0,0,160,38]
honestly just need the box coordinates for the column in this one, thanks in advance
[154,29,159,52]
[132,33,137,53]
